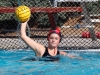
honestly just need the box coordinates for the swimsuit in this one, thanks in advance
[42,47,60,57]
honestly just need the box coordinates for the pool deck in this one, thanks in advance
[0,38,100,50]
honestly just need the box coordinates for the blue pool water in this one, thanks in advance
[0,49,100,75]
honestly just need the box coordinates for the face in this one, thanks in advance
[48,33,60,48]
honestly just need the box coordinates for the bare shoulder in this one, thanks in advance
[35,44,46,57]
[59,51,67,56]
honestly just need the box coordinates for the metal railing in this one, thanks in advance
[0,0,100,50]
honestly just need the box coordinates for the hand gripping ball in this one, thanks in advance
[15,5,31,22]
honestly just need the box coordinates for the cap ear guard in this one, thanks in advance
[59,34,62,42]
[47,34,50,41]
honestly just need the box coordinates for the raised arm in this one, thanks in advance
[20,21,45,57]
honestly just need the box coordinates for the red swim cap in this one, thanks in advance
[47,27,62,42]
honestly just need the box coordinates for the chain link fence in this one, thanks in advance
[0,0,100,50]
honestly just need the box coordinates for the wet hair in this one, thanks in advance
[47,27,62,42]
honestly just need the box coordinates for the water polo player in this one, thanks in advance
[20,20,75,58]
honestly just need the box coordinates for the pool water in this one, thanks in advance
[0,49,100,75]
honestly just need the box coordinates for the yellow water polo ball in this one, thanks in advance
[15,5,31,22]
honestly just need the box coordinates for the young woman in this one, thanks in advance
[20,20,75,58]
